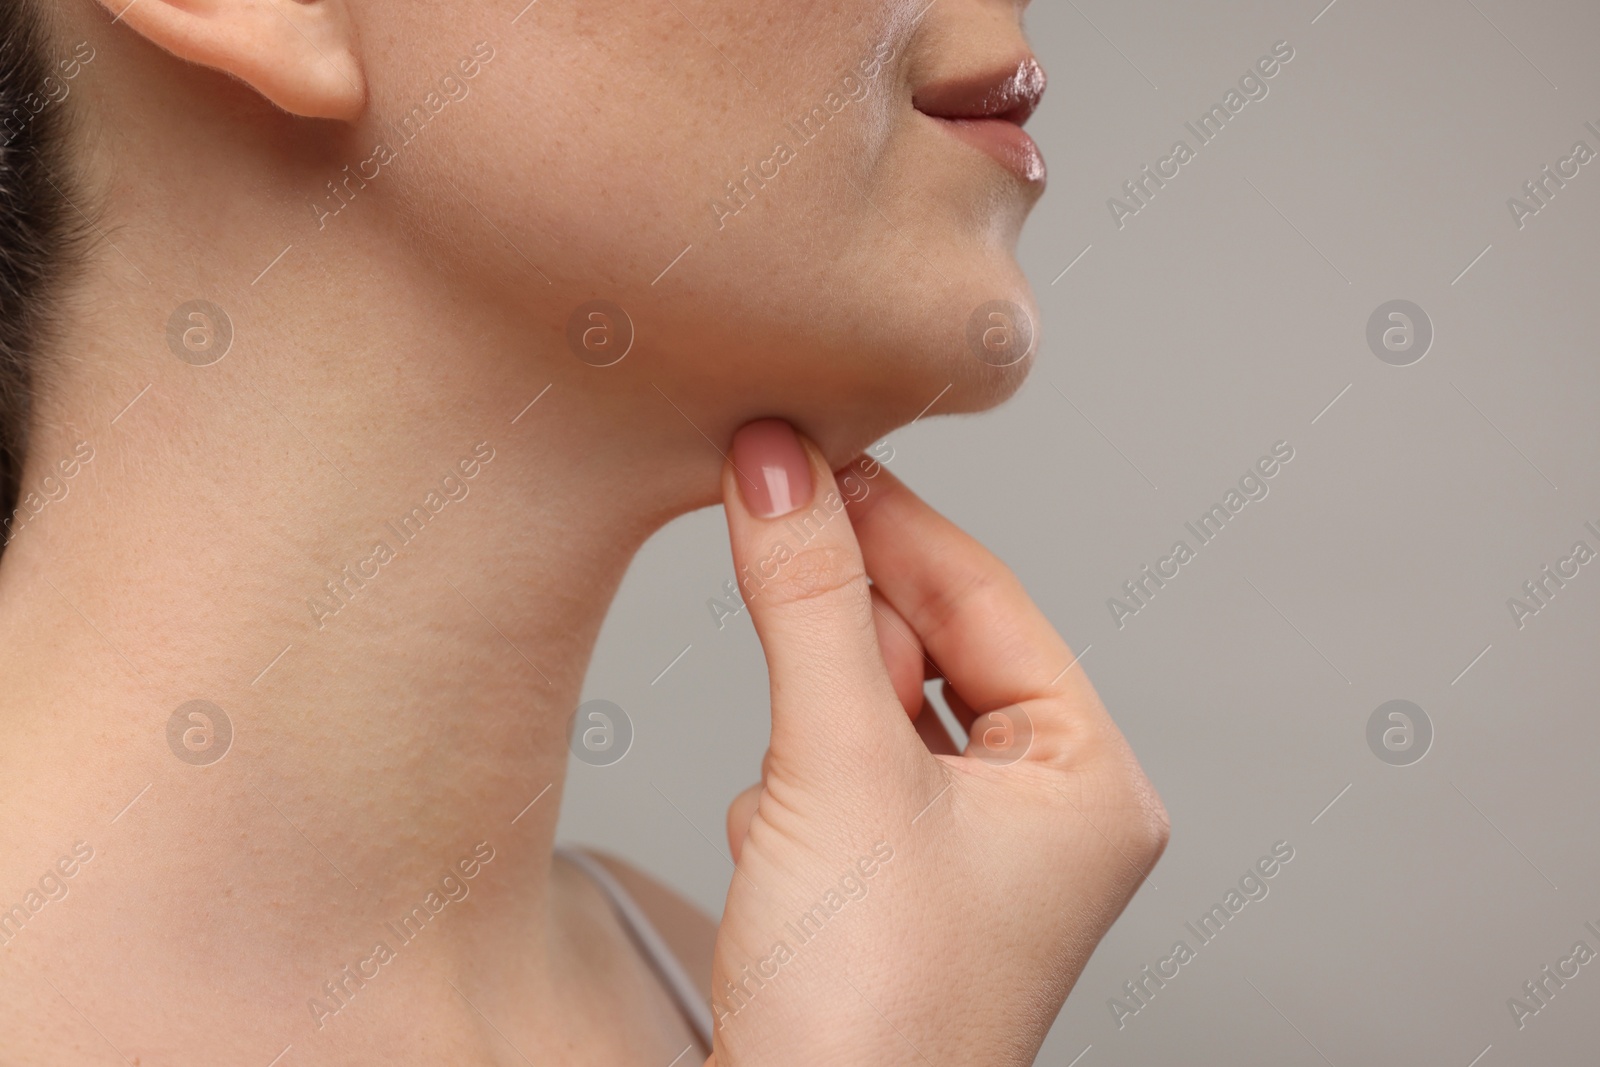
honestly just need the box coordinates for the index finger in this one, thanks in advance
[840,460,1088,716]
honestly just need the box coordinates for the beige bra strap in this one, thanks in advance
[557,846,714,1053]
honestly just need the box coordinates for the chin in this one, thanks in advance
[796,269,1040,471]
[900,255,1042,412]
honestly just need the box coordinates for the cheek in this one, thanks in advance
[399,0,902,252]
[366,0,1023,425]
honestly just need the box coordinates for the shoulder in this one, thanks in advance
[570,849,717,995]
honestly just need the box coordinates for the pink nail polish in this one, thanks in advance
[731,420,812,519]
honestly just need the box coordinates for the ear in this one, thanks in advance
[98,0,366,120]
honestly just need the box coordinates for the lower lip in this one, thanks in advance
[927,117,1046,185]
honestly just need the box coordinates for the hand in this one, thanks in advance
[707,420,1169,1066]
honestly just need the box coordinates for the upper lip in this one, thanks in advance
[913,56,1047,125]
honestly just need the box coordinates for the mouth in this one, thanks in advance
[913,56,1047,185]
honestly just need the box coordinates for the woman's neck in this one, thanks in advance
[0,237,719,1058]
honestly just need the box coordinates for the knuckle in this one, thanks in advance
[758,542,869,612]
[1076,748,1169,863]
[906,530,1020,633]
[914,564,997,646]
[1137,786,1172,856]
[1114,763,1170,861]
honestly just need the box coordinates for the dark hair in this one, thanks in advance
[0,0,82,552]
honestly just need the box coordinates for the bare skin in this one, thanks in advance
[561,853,718,1062]
[0,0,1162,1062]
[706,429,1167,1067]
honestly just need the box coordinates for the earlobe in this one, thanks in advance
[98,0,366,120]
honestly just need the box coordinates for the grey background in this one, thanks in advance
[560,2,1600,1063]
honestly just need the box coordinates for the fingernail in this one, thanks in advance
[731,419,812,519]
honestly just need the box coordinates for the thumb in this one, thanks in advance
[722,420,906,768]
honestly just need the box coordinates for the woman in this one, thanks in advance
[0,0,1166,1063]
